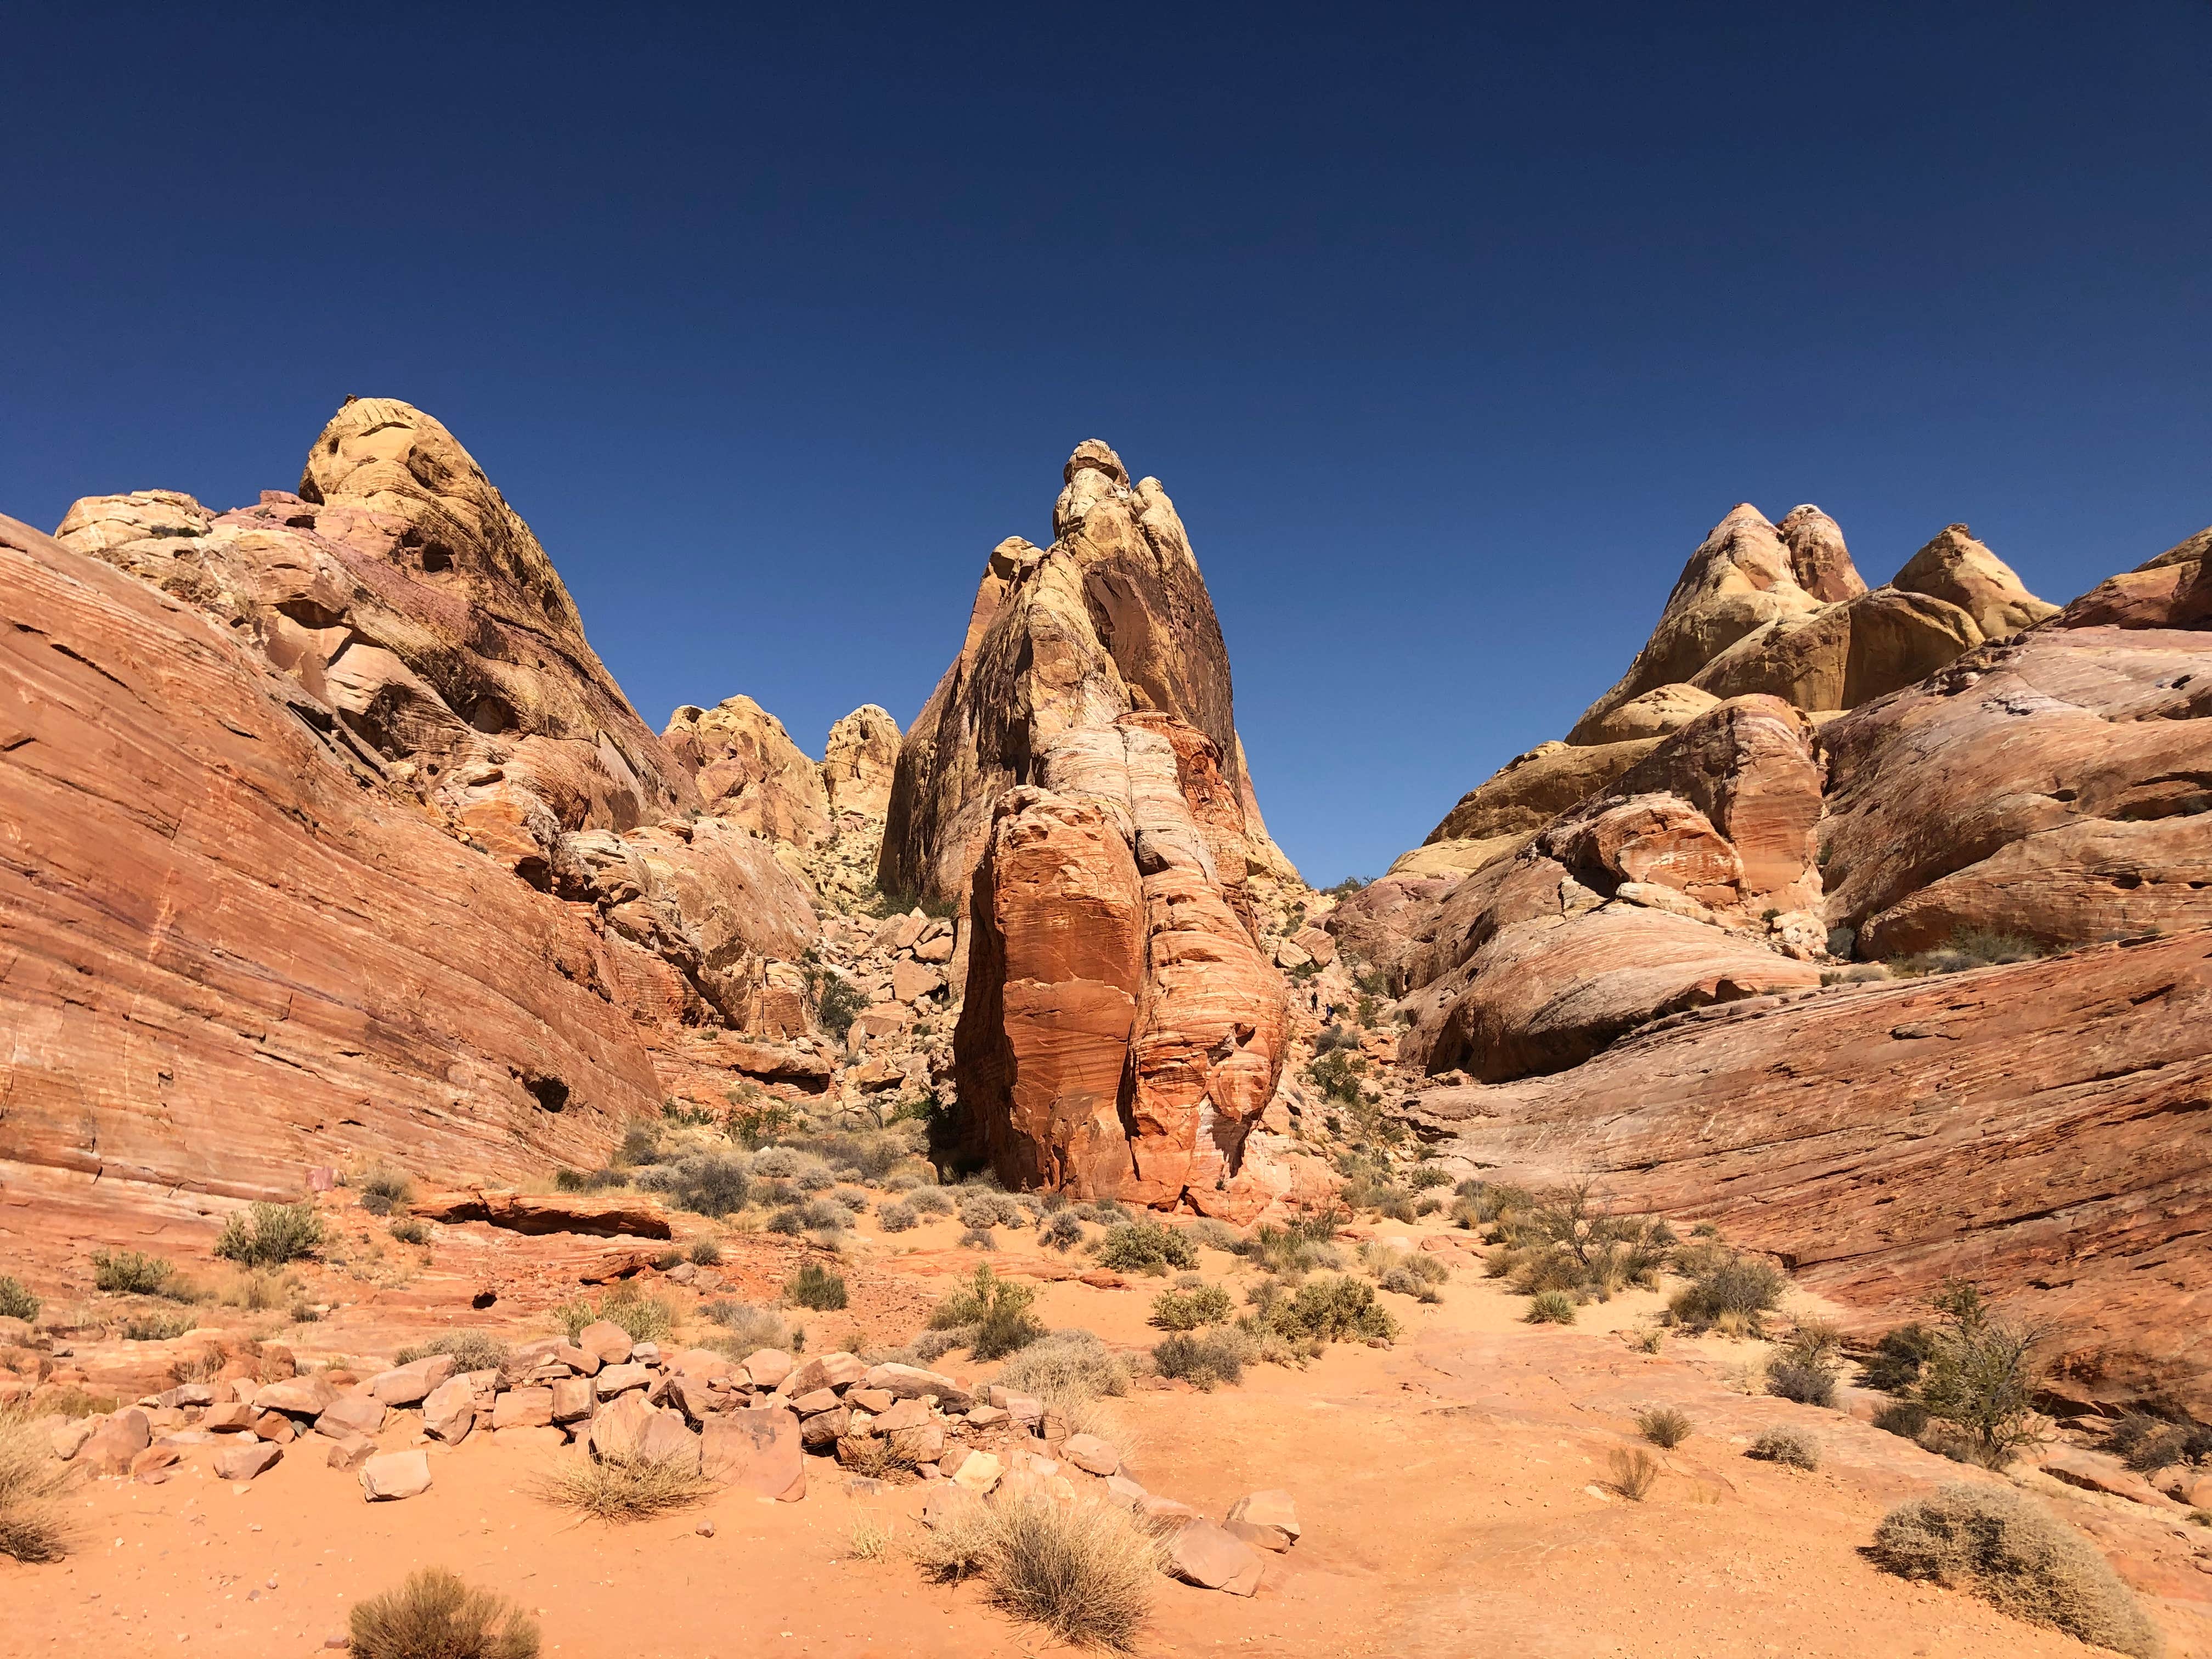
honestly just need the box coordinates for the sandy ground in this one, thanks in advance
[9,1208,2210,1658]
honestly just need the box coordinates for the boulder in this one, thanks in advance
[861,1364,973,1412]
[701,1407,805,1500]
[421,1376,476,1444]
[410,1189,673,1240]
[822,705,902,823]
[368,1354,455,1405]
[662,695,830,849]
[577,1321,635,1365]
[492,1387,555,1430]
[75,1409,153,1475]
[948,1450,1002,1494]
[549,1377,596,1424]
[594,1362,652,1398]
[253,1375,338,1418]
[217,1441,283,1482]
[742,1348,793,1390]
[359,1449,432,1501]
[1061,1433,1120,1476]
[315,1395,386,1438]
[323,1433,377,1471]
[1167,1517,1265,1595]
[586,1392,659,1461]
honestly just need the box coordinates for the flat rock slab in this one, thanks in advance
[360,1449,432,1500]
[411,1187,672,1239]
[218,1441,283,1482]
[1169,1517,1265,1595]
[702,1407,804,1501]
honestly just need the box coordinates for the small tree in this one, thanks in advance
[1915,1280,2049,1466]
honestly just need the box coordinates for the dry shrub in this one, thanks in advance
[1767,1321,1844,1407]
[394,1331,509,1374]
[1153,1329,1250,1390]
[348,1566,539,1659]
[1525,1290,1577,1325]
[1609,1447,1660,1501]
[916,1492,1164,1650]
[0,1407,74,1563]
[536,1449,712,1522]
[1913,1281,2049,1466]
[997,1330,1130,1403]
[703,1301,792,1359]
[848,1514,895,1560]
[1667,1251,1785,1335]
[553,1283,675,1344]
[1748,1426,1819,1469]
[929,1264,1045,1359]
[1871,1484,2162,1658]
[1636,1407,1693,1449]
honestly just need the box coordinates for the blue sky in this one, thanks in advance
[6,3,2209,882]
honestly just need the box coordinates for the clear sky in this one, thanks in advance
[7,3,2209,883]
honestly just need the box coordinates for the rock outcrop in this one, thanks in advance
[1409,929,2212,1417]
[953,712,1291,1212]
[662,695,831,851]
[821,704,900,825]
[881,441,1294,909]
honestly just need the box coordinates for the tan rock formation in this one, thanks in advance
[663,695,831,849]
[1408,929,2212,1416]
[882,441,1294,908]
[1891,523,2060,639]
[955,714,1288,1209]
[1425,738,1660,844]
[1776,504,1867,603]
[0,510,666,1210]
[821,704,900,823]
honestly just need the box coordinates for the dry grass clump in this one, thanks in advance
[1525,1290,1577,1324]
[1235,1217,1342,1277]
[914,1492,1165,1650]
[348,1566,540,1659]
[848,1514,895,1561]
[1665,1248,1786,1336]
[1747,1426,1820,1469]
[536,1449,712,1522]
[553,1284,676,1344]
[1635,1407,1694,1449]
[1609,1447,1660,1500]
[1870,1484,2162,1658]
[353,1167,416,1218]
[997,1330,1131,1403]
[703,1301,794,1360]
[394,1330,510,1373]
[0,1407,74,1563]
[1360,1242,1448,1303]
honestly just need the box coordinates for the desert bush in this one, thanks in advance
[764,1206,806,1236]
[797,1198,848,1233]
[394,1330,510,1373]
[538,1448,712,1522]
[878,1200,919,1233]
[792,1163,837,1196]
[1074,1197,1131,1224]
[348,1566,540,1659]
[1870,1483,2160,1658]
[831,1187,871,1213]
[1039,1211,1084,1252]
[1667,1252,1786,1335]
[910,1186,955,1217]
[1493,1183,1673,1300]
[915,1491,1163,1650]
[554,1284,675,1344]
[1864,1321,1938,1393]
[1609,1447,1660,1501]
[0,1277,37,1322]
[1237,1217,1341,1277]
[1909,1281,2047,1468]
[1636,1407,1694,1449]
[355,1167,415,1218]
[810,970,871,1040]
[997,1329,1130,1403]
[1250,1273,1396,1345]
[1363,1243,1449,1304]
[0,1407,74,1563]
[214,1201,324,1268]
[1768,1321,1845,1407]
[958,1192,1028,1232]
[785,1261,849,1311]
[1149,1283,1234,1331]
[92,1249,174,1295]
[686,1238,721,1266]
[1407,1163,1453,1190]
[552,1166,626,1193]
[119,1308,198,1341]
[1186,1218,1242,1252]
[390,1217,432,1246]
[929,1265,1045,1359]
[1096,1220,1197,1277]
[641,1153,751,1218]
[2108,1412,2212,1474]
[703,1301,793,1358]
[1889,930,2047,979]
[848,1514,895,1561]
[614,1120,662,1167]
[1748,1427,1820,1469]
[1153,1328,1251,1390]
[958,1228,997,1250]
[1525,1289,1577,1325]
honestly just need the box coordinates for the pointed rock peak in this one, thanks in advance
[1064,439,1129,487]
[822,705,901,822]
[1776,504,1867,603]
[1892,525,2057,640]
[663,695,829,848]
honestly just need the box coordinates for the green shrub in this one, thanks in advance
[1307,1048,1367,1105]
[1874,1401,1932,1440]
[1525,1290,1577,1325]
[1911,1280,2047,1466]
[959,1192,1027,1232]
[214,1201,324,1268]
[1251,1274,1397,1345]
[92,1250,173,1295]
[1870,1485,2160,1658]
[1186,1218,1242,1252]
[553,1166,625,1193]
[810,971,871,1040]
[929,1265,1045,1359]
[1095,1221,1197,1277]
[1152,1328,1250,1390]
[1149,1284,1233,1331]
[1864,1321,1937,1393]
[1768,1321,1844,1407]
[645,1154,751,1218]
[1492,1183,1672,1300]
[356,1167,414,1218]
[389,1218,432,1246]
[1667,1252,1786,1335]
[2108,1412,2212,1474]
[1747,1427,1819,1469]
[0,1278,37,1322]
[879,1200,919,1233]
[786,1261,849,1311]
[554,1284,676,1344]
[393,1331,510,1374]
[1236,1218,1340,1277]
[1039,1211,1083,1251]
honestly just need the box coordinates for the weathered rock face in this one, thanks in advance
[954,714,1289,1210]
[821,704,900,825]
[1891,523,2061,640]
[0,510,667,1208]
[882,441,1294,909]
[1819,588,2212,957]
[1426,738,1661,844]
[663,695,831,850]
[1408,929,2212,1418]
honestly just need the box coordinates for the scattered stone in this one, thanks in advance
[1061,1432,1120,1476]
[550,1376,596,1424]
[131,1444,180,1482]
[77,1409,154,1476]
[421,1375,476,1444]
[576,1320,634,1365]
[315,1395,386,1439]
[1226,1489,1300,1550]
[702,1407,804,1501]
[250,1412,298,1444]
[741,1347,794,1389]
[217,1441,282,1482]
[492,1386,555,1430]
[252,1376,337,1418]
[594,1362,652,1398]
[963,1404,1009,1429]
[949,1450,1002,1494]
[359,1449,432,1501]
[323,1433,377,1471]
[1169,1517,1265,1595]
[696,1520,715,1538]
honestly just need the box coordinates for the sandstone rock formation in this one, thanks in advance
[882,441,1295,909]
[663,695,831,849]
[821,704,900,825]
[1408,928,2212,1416]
